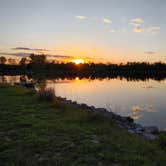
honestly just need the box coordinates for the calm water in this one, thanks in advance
[1,75,166,130]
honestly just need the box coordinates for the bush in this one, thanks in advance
[38,88,55,101]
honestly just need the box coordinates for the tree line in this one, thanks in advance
[1,54,166,75]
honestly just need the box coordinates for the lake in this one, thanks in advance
[0,75,166,130]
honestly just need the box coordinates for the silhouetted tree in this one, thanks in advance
[0,56,7,65]
[8,58,16,65]
[29,54,46,64]
[19,57,27,66]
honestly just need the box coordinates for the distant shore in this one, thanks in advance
[1,61,166,82]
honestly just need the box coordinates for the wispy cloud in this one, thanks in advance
[102,18,112,24]
[109,29,116,33]
[75,15,87,20]
[133,26,143,33]
[146,26,160,34]
[12,47,49,52]
[130,22,141,27]
[131,18,144,24]
[0,52,30,57]
[130,18,144,33]
[0,51,73,59]
[144,51,156,55]
[48,54,73,59]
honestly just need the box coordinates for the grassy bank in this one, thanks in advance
[0,84,166,166]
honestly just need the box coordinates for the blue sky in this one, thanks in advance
[0,0,166,63]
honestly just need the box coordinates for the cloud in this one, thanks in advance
[133,26,143,33]
[130,22,141,27]
[48,54,73,59]
[131,18,144,24]
[0,51,73,59]
[0,52,30,57]
[12,47,49,52]
[102,18,112,23]
[144,51,156,55]
[146,26,160,34]
[75,16,87,20]
[109,29,116,33]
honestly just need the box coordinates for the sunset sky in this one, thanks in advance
[0,0,166,63]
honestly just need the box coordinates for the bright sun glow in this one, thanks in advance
[72,59,85,64]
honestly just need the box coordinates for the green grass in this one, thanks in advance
[0,84,166,166]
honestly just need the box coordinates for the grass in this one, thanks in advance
[0,84,166,166]
[38,88,56,101]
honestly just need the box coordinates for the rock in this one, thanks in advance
[15,82,34,88]
[90,106,96,110]
[80,103,88,109]
[72,101,77,105]
[66,100,72,103]
[135,126,145,134]
[126,117,134,123]
[107,111,114,117]
[128,129,135,134]
[142,133,158,141]
[144,126,159,134]
[135,130,143,134]
[96,108,107,112]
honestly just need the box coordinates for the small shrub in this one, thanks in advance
[38,88,55,102]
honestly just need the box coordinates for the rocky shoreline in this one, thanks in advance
[17,82,160,141]
[55,96,160,141]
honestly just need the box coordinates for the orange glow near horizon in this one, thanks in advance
[72,59,85,64]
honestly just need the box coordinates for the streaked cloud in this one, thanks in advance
[131,18,144,24]
[0,51,73,59]
[146,26,160,34]
[133,26,143,33]
[0,52,30,57]
[12,47,49,52]
[109,29,116,33]
[144,51,156,55]
[102,18,112,24]
[130,22,141,27]
[75,15,87,20]
[48,54,73,59]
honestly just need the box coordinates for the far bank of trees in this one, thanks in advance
[0,54,166,76]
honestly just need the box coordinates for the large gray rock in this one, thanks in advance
[142,133,158,141]
[144,126,159,134]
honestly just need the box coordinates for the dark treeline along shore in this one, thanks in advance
[1,54,166,81]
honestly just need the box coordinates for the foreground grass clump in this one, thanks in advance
[38,88,56,101]
[0,84,166,166]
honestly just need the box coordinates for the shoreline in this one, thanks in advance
[15,80,162,141]
[54,96,160,141]
[14,81,163,140]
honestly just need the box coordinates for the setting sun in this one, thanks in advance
[72,59,85,65]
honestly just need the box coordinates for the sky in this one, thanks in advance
[0,0,166,63]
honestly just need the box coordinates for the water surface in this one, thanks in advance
[1,75,166,130]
